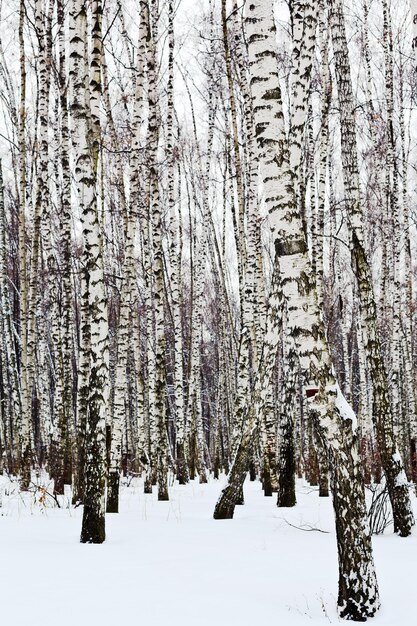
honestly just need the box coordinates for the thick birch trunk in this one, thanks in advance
[70,0,108,543]
[242,1,379,617]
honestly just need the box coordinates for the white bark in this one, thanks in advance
[245,1,379,617]
[70,0,108,543]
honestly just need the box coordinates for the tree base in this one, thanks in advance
[249,460,257,481]
[106,472,120,513]
[319,475,329,497]
[213,493,235,519]
[236,485,244,505]
[144,471,153,494]
[158,487,169,501]
[176,442,190,485]
[158,469,169,501]
[80,507,105,544]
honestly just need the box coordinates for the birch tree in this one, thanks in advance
[329,0,414,538]
[69,0,109,543]
[215,1,380,618]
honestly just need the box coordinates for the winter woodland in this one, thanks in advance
[1,0,417,623]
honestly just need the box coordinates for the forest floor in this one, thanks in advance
[0,474,416,625]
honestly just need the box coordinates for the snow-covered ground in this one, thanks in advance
[0,476,415,625]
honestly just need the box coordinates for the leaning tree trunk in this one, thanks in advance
[216,1,380,619]
[214,268,283,519]
[329,0,414,538]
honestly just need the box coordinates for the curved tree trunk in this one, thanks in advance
[329,0,414,538]
[221,1,379,618]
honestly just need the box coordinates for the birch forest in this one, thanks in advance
[0,0,417,623]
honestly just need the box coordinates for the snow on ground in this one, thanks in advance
[0,476,416,625]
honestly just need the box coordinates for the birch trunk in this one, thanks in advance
[147,0,169,500]
[407,0,417,490]
[277,331,297,507]
[214,268,283,519]
[18,0,27,481]
[242,1,379,617]
[70,0,108,543]
[51,0,74,495]
[329,0,414,538]
[0,163,21,472]
[289,1,318,218]
[106,0,148,512]
[166,1,188,485]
